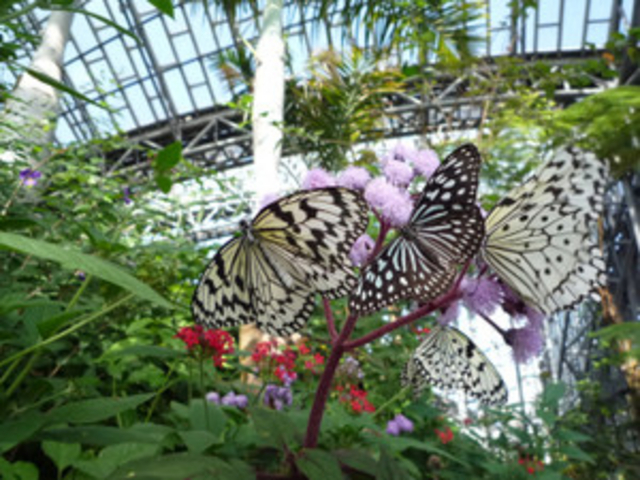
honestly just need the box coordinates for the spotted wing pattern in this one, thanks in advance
[401,325,508,406]
[482,148,608,315]
[350,144,484,315]
[192,187,369,336]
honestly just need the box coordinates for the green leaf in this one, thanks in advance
[376,448,406,480]
[42,441,81,472]
[0,413,47,454]
[155,174,173,194]
[107,453,250,480]
[37,309,88,339]
[593,323,640,344]
[334,449,378,476]
[559,445,594,463]
[186,400,227,436]
[295,449,343,480]
[556,428,591,443]
[250,407,300,448]
[0,232,174,309]
[103,345,183,360]
[155,141,182,171]
[73,443,158,479]
[179,430,220,454]
[541,382,565,407]
[147,0,174,17]
[40,424,172,447]
[46,394,153,425]
[0,458,39,480]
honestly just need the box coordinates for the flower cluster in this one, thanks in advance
[335,356,364,383]
[252,340,298,384]
[264,383,293,410]
[335,384,375,414]
[518,456,544,475]
[206,391,248,408]
[175,325,234,367]
[435,426,454,444]
[500,281,545,363]
[386,414,414,436]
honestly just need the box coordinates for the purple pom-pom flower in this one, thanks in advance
[302,168,336,190]
[349,234,375,267]
[338,166,371,190]
[505,325,544,363]
[412,149,439,179]
[383,159,415,186]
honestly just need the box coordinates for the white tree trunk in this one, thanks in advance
[1,9,75,158]
[250,0,285,203]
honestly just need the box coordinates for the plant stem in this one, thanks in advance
[372,386,410,418]
[66,274,92,312]
[0,294,134,369]
[322,297,338,342]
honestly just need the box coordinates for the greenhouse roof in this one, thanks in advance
[8,0,637,149]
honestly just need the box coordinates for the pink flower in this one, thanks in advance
[364,178,413,227]
[258,192,280,209]
[338,166,371,190]
[437,302,460,326]
[412,149,439,178]
[381,143,419,165]
[505,325,544,363]
[350,234,375,266]
[461,277,503,317]
[302,168,336,189]
[383,159,415,186]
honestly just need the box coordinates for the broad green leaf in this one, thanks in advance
[541,382,565,407]
[295,449,343,480]
[559,445,594,463]
[334,449,378,476]
[0,458,39,480]
[42,441,81,472]
[376,448,406,480]
[37,309,88,339]
[187,400,227,436]
[40,424,172,447]
[0,413,46,454]
[155,174,173,194]
[107,453,249,480]
[147,0,174,17]
[0,232,174,309]
[155,141,182,171]
[73,443,158,479]
[103,345,183,360]
[556,428,591,443]
[179,430,220,454]
[250,407,300,448]
[46,394,153,425]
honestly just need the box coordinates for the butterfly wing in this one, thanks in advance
[350,144,484,315]
[402,326,508,406]
[253,187,369,298]
[191,236,255,328]
[483,148,608,315]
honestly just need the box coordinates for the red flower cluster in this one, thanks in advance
[435,426,454,444]
[251,341,326,384]
[175,325,234,367]
[336,384,375,414]
[412,326,432,336]
[518,456,544,475]
[304,353,325,373]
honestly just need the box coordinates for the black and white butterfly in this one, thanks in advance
[192,188,369,336]
[402,325,508,406]
[349,144,484,315]
[482,147,608,315]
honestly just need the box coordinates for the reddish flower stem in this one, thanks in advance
[322,297,338,342]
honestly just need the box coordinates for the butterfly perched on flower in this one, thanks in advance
[481,147,608,315]
[192,188,369,336]
[402,325,508,406]
[349,144,484,315]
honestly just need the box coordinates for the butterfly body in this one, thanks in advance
[350,144,484,315]
[192,187,369,336]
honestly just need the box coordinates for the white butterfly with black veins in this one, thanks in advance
[482,147,608,315]
[192,188,369,336]
[349,144,484,315]
[402,325,508,406]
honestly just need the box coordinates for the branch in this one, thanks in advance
[323,297,338,342]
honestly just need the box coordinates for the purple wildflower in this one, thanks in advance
[123,187,132,205]
[461,277,503,317]
[364,178,413,227]
[338,166,371,190]
[336,355,365,381]
[20,168,42,187]
[205,392,221,404]
[349,234,375,267]
[383,159,415,186]
[302,168,336,190]
[264,384,292,410]
[504,325,544,363]
[221,391,248,408]
[75,270,86,281]
[499,281,529,317]
[386,413,414,436]
[524,306,545,329]
[382,143,419,165]
[437,302,460,326]
[412,149,439,179]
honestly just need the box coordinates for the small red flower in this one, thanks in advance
[435,427,454,444]
[298,343,311,355]
[313,353,325,365]
[174,326,234,367]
